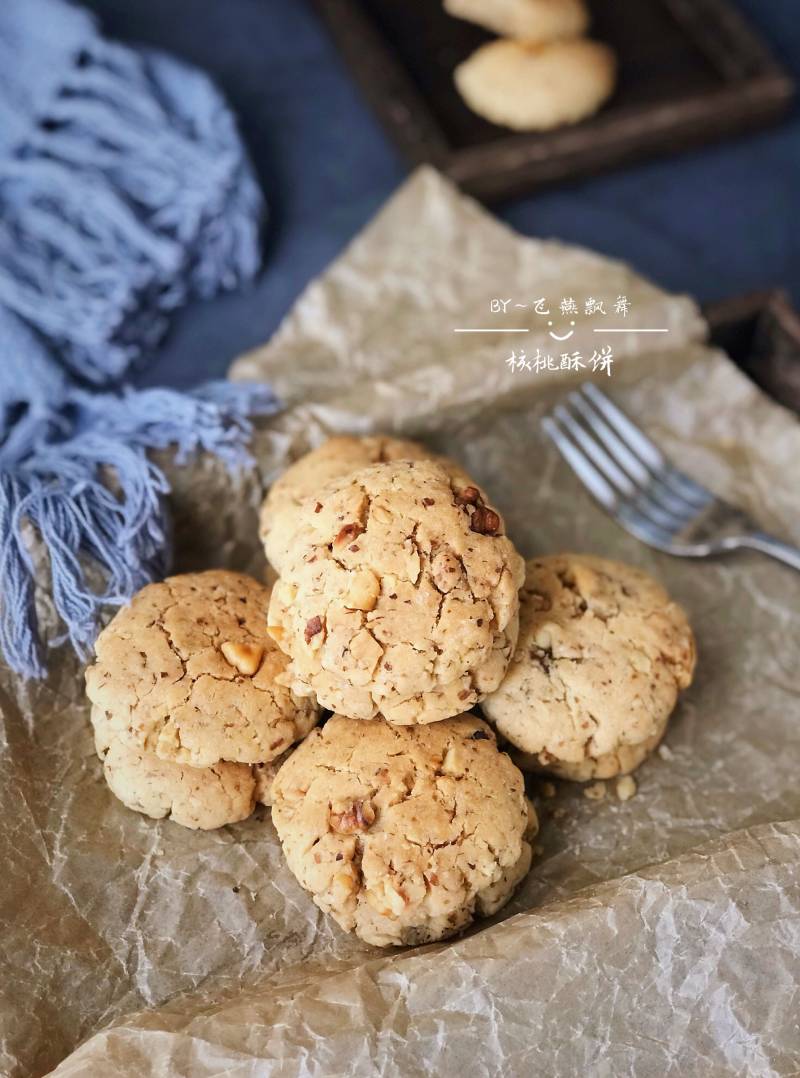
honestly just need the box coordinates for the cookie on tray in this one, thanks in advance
[267,459,525,724]
[445,0,589,43]
[91,706,256,830]
[454,39,616,132]
[481,555,696,780]
[271,714,536,947]
[85,571,319,768]
[260,434,472,573]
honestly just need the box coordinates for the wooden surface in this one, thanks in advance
[705,291,800,415]
[313,0,794,200]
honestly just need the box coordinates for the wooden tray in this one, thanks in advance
[313,0,794,200]
[705,290,800,415]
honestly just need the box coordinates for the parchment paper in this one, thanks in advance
[2,168,799,1077]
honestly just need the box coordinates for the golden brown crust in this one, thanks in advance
[85,570,319,767]
[260,435,473,573]
[267,460,525,724]
[271,715,534,946]
[91,706,256,830]
[482,555,696,780]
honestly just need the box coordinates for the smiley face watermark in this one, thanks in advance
[547,319,576,342]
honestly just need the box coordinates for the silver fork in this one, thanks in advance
[542,382,800,572]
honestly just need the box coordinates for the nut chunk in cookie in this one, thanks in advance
[85,570,319,768]
[259,434,473,574]
[481,555,696,780]
[267,460,525,724]
[271,715,535,947]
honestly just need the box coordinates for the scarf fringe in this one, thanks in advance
[0,382,280,679]
[0,38,263,384]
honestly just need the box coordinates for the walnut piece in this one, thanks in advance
[470,506,501,535]
[365,877,408,918]
[334,522,364,546]
[344,569,380,612]
[456,485,481,505]
[330,799,376,834]
[220,640,264,676]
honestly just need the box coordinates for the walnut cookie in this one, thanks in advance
[267,459,525,724]
[260,434,473,574]
[271,714,537,947]
[481,555,696,780]
[90,706,291,829]
[85,570,319,768]
[91,706,258,830]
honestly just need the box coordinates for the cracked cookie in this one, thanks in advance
[481,554,696,780]
[267,459,525,724]
[271,714,536,947]
[91,706,256,830]
[260,434,472,573]
[445,0,589,42]
[85,570,320,768]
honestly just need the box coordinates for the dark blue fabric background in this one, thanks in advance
[84,0,800,391]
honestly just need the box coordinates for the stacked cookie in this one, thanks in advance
[84,434,695,948]
[85,571,319,830]
[447,0,617,132]
[261,438,535,944]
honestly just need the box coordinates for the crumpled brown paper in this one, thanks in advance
[3,169,799,1077]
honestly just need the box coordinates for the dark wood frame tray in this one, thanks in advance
[313,0,794,201]
[705,290,800,415]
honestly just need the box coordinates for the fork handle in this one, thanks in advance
[735,532,800,572]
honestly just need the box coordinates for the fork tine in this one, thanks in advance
[569,391,651,486]
[553,405,635,496]
[543,413,677,551]
[556,403,691,533]
[569,391,700,523]
[616,504,680,550]
[541,416,618,511]
[581,384,710,506]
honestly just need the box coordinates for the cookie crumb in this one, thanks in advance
[658,744,674,762]
[584,781,606,801]
[615,775,637,802]
[541,781,557,799]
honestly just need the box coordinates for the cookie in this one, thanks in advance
[481,555,696,780]
[454,39,616,132]
[271,714,535,946]
[260,435,472,573]
[445,0,589,43]
[267,459,525,724]
[85,570,319,768]
[253,750,293,807]
[91,706,256,830]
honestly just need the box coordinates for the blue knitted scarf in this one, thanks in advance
[0,0,280,679]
